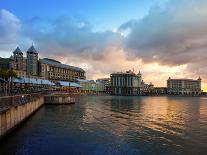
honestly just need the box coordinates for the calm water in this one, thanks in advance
[1,96,207,155]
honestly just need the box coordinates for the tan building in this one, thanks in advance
[167,77,202,95]
[141,81,154,95]
[3,46,86,82]
[10,47,27,78]
[96,78,110,92]
[39,58,85,81]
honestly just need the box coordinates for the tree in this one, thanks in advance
[7,70,17,95]
[0,69,17,95]
[0,69,8,95]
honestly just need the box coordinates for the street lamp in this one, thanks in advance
[68,82,70,94]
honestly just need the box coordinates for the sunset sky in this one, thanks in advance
[1,0,207,90]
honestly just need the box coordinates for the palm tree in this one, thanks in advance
[0,69,8,95]
[7,69,17,95]
[0,69,17,95]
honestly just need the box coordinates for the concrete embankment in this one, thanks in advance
[0,94,44,140]
[44,94,75,105]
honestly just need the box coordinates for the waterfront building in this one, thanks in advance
[57,81,82,93]
[167,77,202,95]
[39,58,85,81]
[11,47,27,77]
[141,81,154,95]
[110,70,142,95]
[77,79,95,93]
[77,79,105,93]
[151,87,167,95]
[95,81,105,92]
[96,78,111,93]
[26,45,38,76]
[13,47,24,70]
[0,46,86,82]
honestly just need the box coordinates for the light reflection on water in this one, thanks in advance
[0,96,207,155]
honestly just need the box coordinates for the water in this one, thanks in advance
[1,96,207,155]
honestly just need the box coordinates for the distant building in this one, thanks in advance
[39,58,85,81]
[152,87,167,95]
[141,81,154,95]
[110,70,142,95]
[96,78,111,93]
[77,79,104,93]
[167,77,202,95]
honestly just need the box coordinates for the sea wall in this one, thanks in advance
[44,94,75,105]
[0,94,44,139]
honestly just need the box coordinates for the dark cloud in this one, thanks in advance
[120,0,207,66]
[22,16,123,60]
[1,0,207,88]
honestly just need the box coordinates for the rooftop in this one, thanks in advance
[39,58,85,72]
[14,77,55,85]
[13,47,23,55]
[58,81,82,88]
[111,70,137,76]
[77,79,95,83]
[27,45,38,54]
[168,78,201,81]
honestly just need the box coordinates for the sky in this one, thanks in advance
[1,0,207,90]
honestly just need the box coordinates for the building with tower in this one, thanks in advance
[10,47,27,77]
[1,45,85,82]
[26,45,38,76]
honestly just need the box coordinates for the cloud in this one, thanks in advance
[120,0,207,66]
[1,1,207,91]
[22,16,123,60]
[0,9,21,50]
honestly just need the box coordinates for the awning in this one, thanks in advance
[0,77,7,83]
[14,77,55,86]
[58,81,82,88]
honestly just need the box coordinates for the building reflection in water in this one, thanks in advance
[1,95,207,155]
[79,96,207,153]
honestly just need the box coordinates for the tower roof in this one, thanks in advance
[27,45,38,54]
[138,70,141,75]
[13,46,23,55]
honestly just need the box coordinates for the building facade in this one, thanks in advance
[10,47,27,78]
[96,78,111,93]
[1,46,85,82]
[77,79,104,93]
[110,70,142,95]
[141,81,154,95]
[26,45,38,76]
[39,58,85,81]
[151,87,167,95]
[167,77,202,95]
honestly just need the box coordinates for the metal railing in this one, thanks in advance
[0,92,48,112]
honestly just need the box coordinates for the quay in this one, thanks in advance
[44,93,75,105]
[0,93,75,140]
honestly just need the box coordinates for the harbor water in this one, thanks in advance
[0,95,207,155]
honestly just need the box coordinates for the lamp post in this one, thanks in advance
[68,82,70,94]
